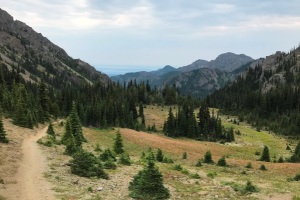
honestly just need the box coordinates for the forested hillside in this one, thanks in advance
[206,46,300,137]
[0,63,183,129]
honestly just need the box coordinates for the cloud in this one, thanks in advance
[2,0,300,68]
[3,0,300,35]
[2,0,159,32]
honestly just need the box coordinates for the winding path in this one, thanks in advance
[8,126,55,200]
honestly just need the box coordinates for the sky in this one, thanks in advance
[1,0,300,75]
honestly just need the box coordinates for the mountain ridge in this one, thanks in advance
[111,52,253,98]
[0,8,110,88]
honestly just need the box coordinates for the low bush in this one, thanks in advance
[190,173,201,179]
[70,150,108,179]
[118,153,132,166]
[195,159,202,167]
[172,164,183,171]
[207,171,217,179]
[245,162,252,169]
[217,156,227,166]
[103,159,117,170]
[259,164,267,171]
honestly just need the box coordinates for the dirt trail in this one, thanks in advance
[6,126,55,200]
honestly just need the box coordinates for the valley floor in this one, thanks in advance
[1,106,300,199]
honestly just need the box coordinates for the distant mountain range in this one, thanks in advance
[111,52,253,98]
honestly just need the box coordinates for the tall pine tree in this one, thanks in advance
[69,101,86,147]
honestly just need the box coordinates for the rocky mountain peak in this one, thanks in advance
[0,8,109,87]
[208,52,254,72]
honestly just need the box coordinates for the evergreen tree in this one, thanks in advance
[129,152,170,199]
[38,80,50,122]
[113,130,124,155]
[61,118,72,145]
[0,115,8,143]
[290,140,300,162]
[46,122,56,139]
[260,146,270,162]
[204,150,214,164]
[139,102,144,117]
[100,148,116,162]
[165,107,176,137]
[217,156,227,166]
[61,118,78,155]
[64,133,78,156]
[156,149,164,162]
[69,101,86,147]
[118,153,132,166]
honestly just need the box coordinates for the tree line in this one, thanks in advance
[0,63,185,130]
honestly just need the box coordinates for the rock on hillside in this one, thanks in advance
[0,8,109,87]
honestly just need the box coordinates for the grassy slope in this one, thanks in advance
[45,106,300,200]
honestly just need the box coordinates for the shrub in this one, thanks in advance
[156,149,164,162]
[293,173,300,181]
[245,180,259,193]
[100,148,116,162]
[37,137,55,147]
[103,159,117,170]
[245,162,252,169]
[118,153,132,166]
[217,156,227,167]
[182,152,187,159]
[207,171,217,179]
[278,156,284,163]
[225,180,258,195]
[259,164,267,171]
[162,157,173,164]
[94,143,102,152]
[70,150,108,179]
[235,130,241,135]
[241,170,247,175]
[173,164,183,171]
[203,150,214,164]
[195,159,202,167]
[181,169,189,175]
[190,173,201,179]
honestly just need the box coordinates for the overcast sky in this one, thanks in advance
[2,0,300,75]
